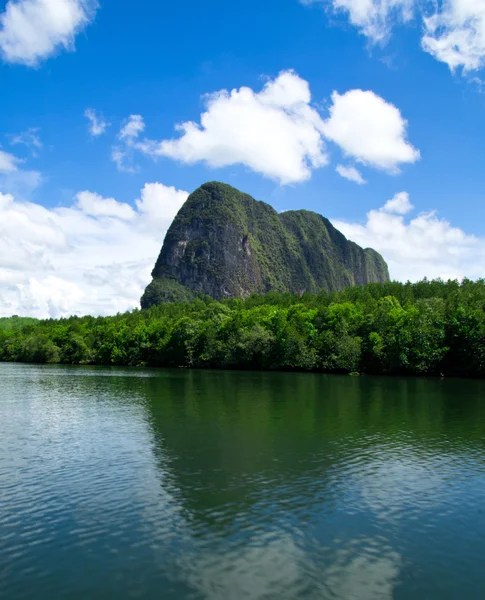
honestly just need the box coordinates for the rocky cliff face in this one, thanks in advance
[141,182,389,307]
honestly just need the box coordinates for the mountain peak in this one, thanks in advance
[141,183,389,307]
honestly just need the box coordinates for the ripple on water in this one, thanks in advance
[1,364,485,599]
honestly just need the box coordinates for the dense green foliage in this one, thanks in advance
[142,182,389,307]
[0,316,38,331]
[4,279,485,377]
[141,277,203,305]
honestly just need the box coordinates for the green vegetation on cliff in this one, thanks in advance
[3,279,485,378]
[141,182,389,308]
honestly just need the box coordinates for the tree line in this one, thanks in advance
[2,279,485,377]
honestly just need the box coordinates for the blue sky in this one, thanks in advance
[1,0,485,317]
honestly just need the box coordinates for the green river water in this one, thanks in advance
[1,363,484,599]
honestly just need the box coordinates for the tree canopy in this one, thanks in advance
[2,279,485,378]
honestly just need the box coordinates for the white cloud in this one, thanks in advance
[422,0,485,72]
[382,190,413,213]
[135,182,190,221]
[111,147,129,172]
[336,164,367,184]
[302,0,414,42]
[0,149,21,172]
[323,90,420,172]
[0,169,43,200]
[138,70,328,185]
[119,114,145,140]
[10,127,42,155]
[75,190,136,220]
[85,108,109,137]
[303,0,485,73]
[112,114,145,172]
[0,183,188,318]
[115,75,419,184]
[333,192,485,281]
[0,0,98,66]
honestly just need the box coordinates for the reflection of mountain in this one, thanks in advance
[140,370,485,528]
[136,370,485,599]
[50,367,485,535]
[9,365,485,600]
[142,371,343,523]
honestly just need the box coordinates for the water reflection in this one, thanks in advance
[322,541,401,600]
[1,365,485,599]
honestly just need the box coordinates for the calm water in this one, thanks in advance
[1,364,485,599]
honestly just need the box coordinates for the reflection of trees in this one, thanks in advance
[28,366,485,600]
[142,371,342,527]
[139,369,485,535]
[140,370,459,599]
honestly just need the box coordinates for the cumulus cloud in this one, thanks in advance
[131,72,419,183]
[75,190,136,220]
[323,90,420,172]
[333,192,485,282]
[112,114,145,172]
[303,0,485,73]
[0,149,21,172]
[135,182,189,220]
[0,0,98,66]
[0,183,188,318]
[336,164,367,184]
[137,70,328,185]
[422,0,485,72]
[85,108,110,137]
[382,190,413,214]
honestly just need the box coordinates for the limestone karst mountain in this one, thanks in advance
[141,182,389,308]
